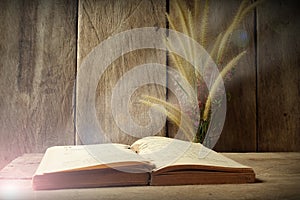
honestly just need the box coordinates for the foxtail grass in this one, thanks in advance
[141,0,263,143]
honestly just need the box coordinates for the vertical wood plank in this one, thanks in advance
[167,0,198,141]
[0,0,77,169]
[168,0,256,151]
[210,0,256,152]
[257,0,300,151]
[77,0,166,145]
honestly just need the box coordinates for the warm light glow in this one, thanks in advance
[0,182,20,199]
[1,183,17,191]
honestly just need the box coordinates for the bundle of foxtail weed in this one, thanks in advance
[141,0,263,143]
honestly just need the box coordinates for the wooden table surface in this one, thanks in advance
[0,153,299,200]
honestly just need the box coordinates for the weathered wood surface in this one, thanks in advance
[0,154,42,180]
[77,0,166,145]
[0,153,299,200]
[167,0,256,151]
[210,0,256,152]
[166,0,197,140]
[0,0,77,170]
[257,0,300,151]
[0,0,299,174]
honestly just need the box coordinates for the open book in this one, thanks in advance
[32,136,255,190]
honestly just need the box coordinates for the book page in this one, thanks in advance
[131,136,192,168]
[36,143,153,175]
[131,136,250,170]
[172,143,250,169]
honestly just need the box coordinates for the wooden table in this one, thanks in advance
[0,153,299,200]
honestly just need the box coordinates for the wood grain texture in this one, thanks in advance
[0,154,42,179]
[0,0,77,169]
[257,0,300,151]
[0,1,298,172]
[167,0,256,151]
[210,0,256,151]
[77,0,166,145]
[166,0,195,140]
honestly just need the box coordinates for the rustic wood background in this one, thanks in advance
[0,0,299,170]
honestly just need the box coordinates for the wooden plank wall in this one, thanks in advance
[167,0,256,151]
[257,0,300,151]
[0,0,77,169]
[0,0,299,169]
[77,0,166,145]
[207,0,257,152]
